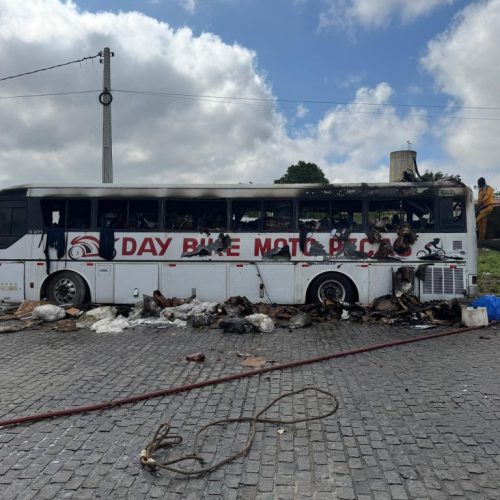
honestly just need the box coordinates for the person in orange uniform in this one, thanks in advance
[476,177,495,240]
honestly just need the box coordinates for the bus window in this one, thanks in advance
[332,200,363,232]
[369,199,434,232]
[98,200,127,228]
[439,198,465,231]
[0,202,26,235]
[67,200,91,229]
[41,199,66,228]
[299,200,330,231]
[231,200,262,231]
[126,200,159,230]
[263,200,292,231]
[165,200,226,231]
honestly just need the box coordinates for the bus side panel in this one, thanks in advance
[115,264,159,304]
[0,262,24,302]
[228,263,295,304]
[228,263,262,303]
[160,263,227,302]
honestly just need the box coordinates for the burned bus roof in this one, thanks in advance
[1,181,470,199]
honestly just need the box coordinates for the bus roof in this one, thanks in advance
[0,181,469,199]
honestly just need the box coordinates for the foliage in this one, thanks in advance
[420,169,445,181]
[274,161,329,184]
[478,248,500,295]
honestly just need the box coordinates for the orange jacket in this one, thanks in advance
[478,185,495,209]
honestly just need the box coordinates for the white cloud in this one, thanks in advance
[296,104,309,119]
[0,0,428,189]
[319,0,455,31]
[178,0,197,14]
[421,0,500,189]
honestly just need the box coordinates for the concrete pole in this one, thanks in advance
[100,47,113,183]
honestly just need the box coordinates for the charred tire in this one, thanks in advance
[46,271,88,307]
[307,272,355,304]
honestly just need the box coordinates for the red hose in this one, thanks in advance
[0,323,493,428]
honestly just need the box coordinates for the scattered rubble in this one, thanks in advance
[240,357,267,368]
[186,352,206,362]
[0,285,477,336]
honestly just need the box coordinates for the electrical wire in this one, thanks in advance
[113,88,500,112]
[0,54,100,83]
[0,90,99,100]
[0,85,499,122]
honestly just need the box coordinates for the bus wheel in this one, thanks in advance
[307,272,355,304]
[46,271,88,306]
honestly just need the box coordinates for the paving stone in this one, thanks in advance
[0,322,498,498]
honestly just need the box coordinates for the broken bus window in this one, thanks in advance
[232,200,292,232]
[368,199,435,232]
[165,200,226,231]
[299,199,362,232]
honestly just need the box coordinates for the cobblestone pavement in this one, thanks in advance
[0,320,499,499]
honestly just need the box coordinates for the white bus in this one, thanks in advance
[0,181,477,307]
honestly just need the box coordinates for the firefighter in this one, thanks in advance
[476,177,495,240]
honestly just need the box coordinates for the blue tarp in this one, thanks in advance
[470,295,500,321]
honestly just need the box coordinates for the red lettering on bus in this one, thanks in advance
[288,237,300,256]
[155,237,172,256]
[329,238,343,255]
[227,238,240,257]
[137,238,158,256]
[122,237,137,256]
[274,238,288,249]
[359,238,374,257]
[183,238,198,253]
[302,238,315,257]
[254,238,272,256]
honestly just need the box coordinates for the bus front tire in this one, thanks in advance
[307,272,355,304]
[46,271,88,307]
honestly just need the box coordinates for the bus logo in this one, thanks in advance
[68,236,100,259]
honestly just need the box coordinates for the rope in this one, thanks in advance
[140,387,338,476]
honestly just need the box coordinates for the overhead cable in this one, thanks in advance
[113,88,500,112]
[0,54,100,83]
[0,90,99,100]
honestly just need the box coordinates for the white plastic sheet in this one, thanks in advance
[31,305,66,322]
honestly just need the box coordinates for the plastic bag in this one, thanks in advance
[245,313,275,333]
[91,316,130,334]
[289,313,312,329]
[220,318,257,334]
[470,295,500,321]
[76,306,117,328]
[31,305,66,322]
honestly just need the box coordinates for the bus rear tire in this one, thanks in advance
[46,271,88,307]
[307,272,355,304]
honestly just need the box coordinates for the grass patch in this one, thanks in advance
[478,248,500,295]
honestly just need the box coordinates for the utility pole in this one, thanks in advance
[99,47,114,183]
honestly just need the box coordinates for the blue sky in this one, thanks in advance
[0,0,499,188]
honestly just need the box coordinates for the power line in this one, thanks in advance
[113,89,500,121]
[1,87,500,121]
[0,90,98,100]
[113,88,500,112]
[0,54,100,83]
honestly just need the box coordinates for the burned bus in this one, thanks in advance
[0,181,477,306]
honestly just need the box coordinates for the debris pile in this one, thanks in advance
[0,288,471,335]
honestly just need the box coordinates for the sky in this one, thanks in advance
[0,0,499,191]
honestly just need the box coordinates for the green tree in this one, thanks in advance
[274,161,329,184]
[420,169,445,181]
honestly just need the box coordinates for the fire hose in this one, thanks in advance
[0,323,492,429]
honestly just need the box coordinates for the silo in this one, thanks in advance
[389,150,417,182]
